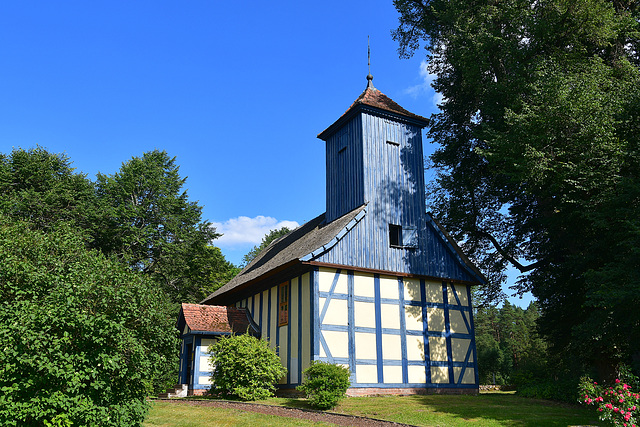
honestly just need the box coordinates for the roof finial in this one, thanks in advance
[367,35,375,89]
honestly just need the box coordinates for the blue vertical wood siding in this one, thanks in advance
[317,109,478,283]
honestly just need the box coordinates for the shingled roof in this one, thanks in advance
[178,303,259,335]
[318,80,429,140]
[201,204,367,305]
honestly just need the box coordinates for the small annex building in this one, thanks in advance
[176,303,259,394]
[182,75,486,396]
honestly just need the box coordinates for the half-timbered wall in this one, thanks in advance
[235,272,313,386]
[234,266,477,390]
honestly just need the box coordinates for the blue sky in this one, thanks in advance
[0,1,532,307]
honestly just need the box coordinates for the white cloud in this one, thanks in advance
[211,216,300,248]
[404,59,444,107]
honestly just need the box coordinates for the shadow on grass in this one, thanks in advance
[408,393,601,427]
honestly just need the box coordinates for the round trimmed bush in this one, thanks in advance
[298,361,350,409]
[208,334,287,400]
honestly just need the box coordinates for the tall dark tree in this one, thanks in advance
[0,147,96,233]
[94,150,235,303]
[394,0,640,376]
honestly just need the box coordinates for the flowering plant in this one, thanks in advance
[579,376,640,426]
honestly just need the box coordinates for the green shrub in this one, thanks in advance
[0,219,179,426]
[297,361,350,410]
[208,334,287,400]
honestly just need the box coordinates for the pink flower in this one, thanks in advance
[594,382,598,385]
[599,408,603,412]
[621,398,626,403]
[617,379,621,384]
[606,403,614,409]
[614,407,620,413]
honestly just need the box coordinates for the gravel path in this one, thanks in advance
[154,399,417,427]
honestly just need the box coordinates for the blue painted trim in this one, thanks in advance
[312,267,320,359]
[193,336,202,390]
[316,324,472,340]
[443,282,454,384]
[398,277,408,384]
[421,279,431,384]
[347,270,356,383]
[468,285,479,386]
[319,332,333,363]
[299,207,367,261]
[320,292,472,312]
[458,337,474,385]
[319,269,342,323]
[287,279,292,384]
[374,274,383,383]
[298,275,303,385]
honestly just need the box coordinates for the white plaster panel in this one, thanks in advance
[449,310,468,334]
[404,305,423,331]
[324,298,348,326]
[452,339,471,362]
[461,367,475,384]
[380,304,400,329]
[427,307,445,332]
[319,268,347,294]
[425,281,442,303]
[452,284,469,306]
[200,338,216,348]
[279,326,288,365]
[199,355,211,372]
[356,364,378,384]
[198,375,212,385]
[408,365,427,384]
[355,332,377,360]
[379,276,399,300]
[431,366,449,384]
[270,286,278,348]
[322,330,349,358]
[290,358,299,384]
[406,335,425,361]
[403,278,421,302]
[261,290,268,340]
[301,273,311,373]
[354,301,376,328]
[383,365,403,384]
[429,337,448,362]
[353,272,375,297]
[382,334,402,360]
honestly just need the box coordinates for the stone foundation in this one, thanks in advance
[187,389,208,396]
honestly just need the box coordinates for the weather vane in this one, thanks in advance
[367,35,374,88]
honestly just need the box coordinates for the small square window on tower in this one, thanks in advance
[278,282,289,326]
[389,224,402,247]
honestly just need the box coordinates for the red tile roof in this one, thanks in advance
[349,86,429,123]
[318,84,429,140]
[180,303,258,334]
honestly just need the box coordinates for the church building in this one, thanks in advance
[180,75,485,395]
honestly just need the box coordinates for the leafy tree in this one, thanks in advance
[0,147,96,233]
[474,302,547,385]
[394,0,640,376]
[241,226,291,267]
[0,217,178,426]
[208,334,287,401]
[94,150,235,303]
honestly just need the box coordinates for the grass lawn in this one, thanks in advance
[145,392,601,427]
